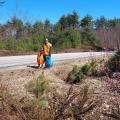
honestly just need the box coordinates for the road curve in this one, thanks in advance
[0,52,113,68]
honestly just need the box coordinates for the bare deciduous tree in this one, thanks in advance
[95,26,120,50]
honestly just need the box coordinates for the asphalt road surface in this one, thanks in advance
[0,52,113,68]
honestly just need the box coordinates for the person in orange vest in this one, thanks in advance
[37,49,45,68]
[43,38,52,61]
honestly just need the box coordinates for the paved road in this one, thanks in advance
[0,52,113,68]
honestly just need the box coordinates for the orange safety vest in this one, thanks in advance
[43,42,52,56]
[37,53,45,64]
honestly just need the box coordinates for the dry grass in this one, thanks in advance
[0,80,100,120]
[46,86,99,120]
[0,81,51,120]
[0,55,119,120]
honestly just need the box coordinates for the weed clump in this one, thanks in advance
[107,49,120,72]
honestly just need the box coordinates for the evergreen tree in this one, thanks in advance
[59,15,68,30]
[44,19,51,32]
[95,16,108,29]
[81,15,92,29]
[33,21,43,34]
[67,11,79,29]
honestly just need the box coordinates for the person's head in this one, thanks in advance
[45,38,48,44]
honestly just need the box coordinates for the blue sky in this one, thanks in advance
[0,0,120,24]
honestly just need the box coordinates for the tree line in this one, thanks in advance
[0,11,120,52]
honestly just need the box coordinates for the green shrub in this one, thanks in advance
[67,60,105,84]
[107,49,120,72]
[0,39,4,49]
[4,38,15,50]
[0,28,100,52]
[27,72,48,109]
[53,29,81,49]
[81,59,106,77]
[16,39,26,51]
[81,64,93,76]
[81,29,100,48]
[81,60,97,76]
[66,66,84,84]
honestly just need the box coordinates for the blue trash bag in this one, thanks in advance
[45,56,53,68]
